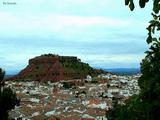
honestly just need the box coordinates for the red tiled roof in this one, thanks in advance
[81,118,95,120]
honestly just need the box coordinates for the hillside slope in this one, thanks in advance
[10,54,106,82]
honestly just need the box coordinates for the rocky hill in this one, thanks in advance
[10,54,106,82]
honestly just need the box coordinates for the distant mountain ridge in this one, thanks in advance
[103,68,140,75]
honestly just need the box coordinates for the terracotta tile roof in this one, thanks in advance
[88,99,100,105]
[20,105,33,116]
[48,116,59,120]
[85,108,106,117]
[81,118,95,120]
[31,115,46,120]
[16,93,25,98]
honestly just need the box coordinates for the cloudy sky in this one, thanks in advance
[0,0,152,74]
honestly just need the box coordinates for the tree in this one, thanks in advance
[107,0,160,120]
[0,68,5,85]
[0,68,18,120]
[62,82,72,89]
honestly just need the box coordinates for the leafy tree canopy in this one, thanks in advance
[108,0,160,120]
[0,68,18,120]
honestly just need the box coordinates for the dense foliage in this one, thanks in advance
[0,68,18,120]
[108,0,160,120]
[0,68,5,83]
[62,81,72,89]
[61,59,106,79]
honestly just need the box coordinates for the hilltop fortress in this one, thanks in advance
[11,54,106,82]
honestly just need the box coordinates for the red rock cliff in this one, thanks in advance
[11,54,106,82]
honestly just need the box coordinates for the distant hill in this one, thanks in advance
[4,75,14,79]
[103,68,140,75]
[10,54,107,82]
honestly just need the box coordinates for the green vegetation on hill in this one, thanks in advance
[61,59,100,79]
[58,54,107,79]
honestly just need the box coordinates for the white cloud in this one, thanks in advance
[79,54,144,68]
[0,11,140,40]
[80,54,144,62]
[46,14,130,27]
[0,12,131,30]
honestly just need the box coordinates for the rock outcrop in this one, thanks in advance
[11,54,106,82]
